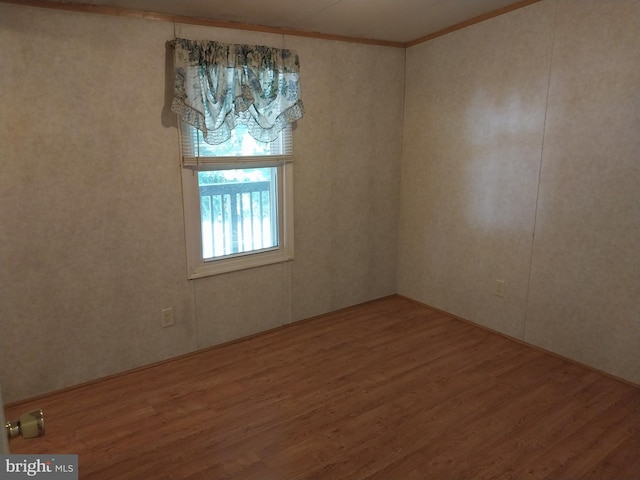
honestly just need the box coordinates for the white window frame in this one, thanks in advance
[180,128,294,279]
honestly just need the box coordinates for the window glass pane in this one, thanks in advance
[198,168,278,260]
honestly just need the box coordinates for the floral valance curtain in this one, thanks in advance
[171,38,304,145]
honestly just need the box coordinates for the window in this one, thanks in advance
[180,121,294,278]
[170,38,303,278]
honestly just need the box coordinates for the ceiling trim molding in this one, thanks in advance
[0,0,406,47]
[0,0,543,48]
[406,0,544,47]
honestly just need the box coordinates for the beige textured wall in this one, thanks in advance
[398,0,640,383]
[524,0,640,383]
[0,7,195,403]
[289,37,404,319]
[0,5,404,402]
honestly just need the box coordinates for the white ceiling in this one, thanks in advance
[41,0,532,44]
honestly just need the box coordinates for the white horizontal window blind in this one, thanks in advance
[179,121,293,168]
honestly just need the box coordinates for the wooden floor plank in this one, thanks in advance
[5,295,639,480]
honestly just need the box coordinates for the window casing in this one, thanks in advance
[180,122,294,279]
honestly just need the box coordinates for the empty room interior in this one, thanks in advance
[1,0,639,478]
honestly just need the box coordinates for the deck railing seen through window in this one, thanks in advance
[199,180,278,260]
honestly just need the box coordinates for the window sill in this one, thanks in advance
[187,251,293,279]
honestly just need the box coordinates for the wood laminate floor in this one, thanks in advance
[5,296,640,479]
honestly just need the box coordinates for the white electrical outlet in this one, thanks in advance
[495,279,505,298]
[161,307,174,327]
